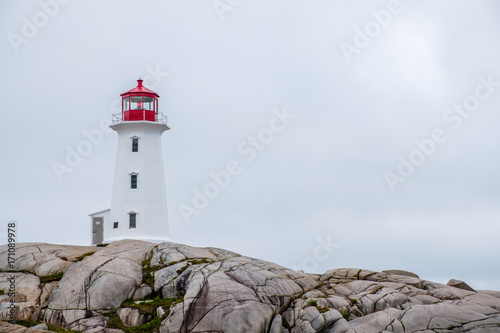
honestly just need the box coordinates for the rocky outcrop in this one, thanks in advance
[0,240,499,332]
[447,278,476,292]
[0,243,101,276]
[0,321,48,332]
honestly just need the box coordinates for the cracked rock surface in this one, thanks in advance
[0,240,499,332]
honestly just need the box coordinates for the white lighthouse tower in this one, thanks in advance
[90,79,170,244]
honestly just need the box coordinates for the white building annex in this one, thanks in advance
[89,79,170,244]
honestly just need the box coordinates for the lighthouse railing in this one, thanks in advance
[112,113,121,124]
[111,112,168,125]
[157,113,168,125]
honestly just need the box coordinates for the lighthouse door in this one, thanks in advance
[92,217,103,244]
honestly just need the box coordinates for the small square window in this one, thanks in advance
[113,222,119,229]
[132,138,139,152]
[129,214,136,229]
[131,174,137,189]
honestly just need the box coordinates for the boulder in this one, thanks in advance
[0,243,101,276]
[132,285,153,301]
[0,294,26,303]
[0,321,48,332]
[29,324,48,330]
[447,278,476,292]
[269,314,282,333]
[382,269,420,278]
[117,307,152,327]
[66,315,110,331]
[156,306,166,317]
[0,273,41,303]
[0,273,41,321]
[48,240,153,312]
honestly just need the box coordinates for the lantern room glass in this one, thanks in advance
[123,97,130,111]
[123,96,156,112]
[130,96,142,110]
[143,97,154,111]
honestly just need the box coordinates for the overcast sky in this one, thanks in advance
[1,0,499,290]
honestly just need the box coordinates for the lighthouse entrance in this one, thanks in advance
[92,217,103,244]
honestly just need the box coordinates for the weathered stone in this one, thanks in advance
[269,314,282,333]
[300,306,324,331]
[48,256,141,310]
[322,309,343,328]
[150,242,221,267]
[366,272,422,287]
[0,321,48,332]
[373,287,408,311]
[428,285,475,300]
[29,323,48,330]
[118,307,152,327]
[323,317,350,333]
[66,315,110,331]
[0,293,26,303]
[132,285,153,301]
[0,302,36,321]
[382,269,419,278]
[0,272,42,321]
[0,273,41,303]
[479,290,500,299]
[349,310,402,333]
[292,320,316,333]
[97,240,153,262]
[401,296,424,309]
[155,261,189,292]
[0,243,101,276]
[2,240,500,333]
[447,278,476,292]
[323,296,351,310]
[44,309,89,328]
[282,308,295,328]
[321,268,377,282]
[85,328,124,333]
[412,294,440,304]
[39,281,58,307]
[303,290,326,299]
[458,293,500,311]
[85,329,124,333]
[157,306,166,317]
[401,303,487,332]
[48,240,153,312]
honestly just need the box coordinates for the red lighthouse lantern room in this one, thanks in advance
[120,79,160,122]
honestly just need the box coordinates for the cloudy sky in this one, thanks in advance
[1,0,499,290]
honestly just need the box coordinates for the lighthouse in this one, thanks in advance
[89,79,170,244]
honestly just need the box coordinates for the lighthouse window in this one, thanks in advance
[123,97,130,111]
[132,138,139,152]
[131,174,138,189]
[129,213,136,229]
[143,97,154,111]
[113,222,119,229]
[130,96,142,110]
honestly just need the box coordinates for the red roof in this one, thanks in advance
[120,79,159,98]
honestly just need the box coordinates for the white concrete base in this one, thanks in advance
[103,237,173,244]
